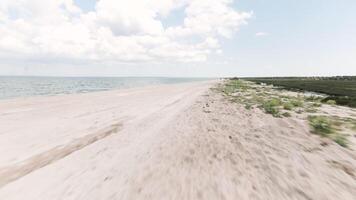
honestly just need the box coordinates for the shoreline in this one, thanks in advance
[0,79,217,102]
[0,80,355,199]
[0,77,215,101]
[0,80,216,167]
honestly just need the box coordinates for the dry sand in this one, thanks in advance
[0,81,355,200]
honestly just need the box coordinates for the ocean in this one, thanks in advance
[0,76,210,100]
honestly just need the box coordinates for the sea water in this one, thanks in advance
[0,76,210,99]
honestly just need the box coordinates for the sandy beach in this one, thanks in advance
[0,80,355,200]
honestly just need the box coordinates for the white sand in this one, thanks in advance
[0,81,355,200]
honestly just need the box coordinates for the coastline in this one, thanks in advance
[0,76,214,101]
[0,80,217,167]
[0,80,355,199]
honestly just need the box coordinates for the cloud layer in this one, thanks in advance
[0,0,251,65]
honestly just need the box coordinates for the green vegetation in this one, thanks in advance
[352,123,356,131]
[282,112,291,117]
[308,116,333,136]
[245,77,356,108]
[262,99,281,117]
[222,79,249,95]
[326,99,336,105]
[307,115,350,148]
[221,79,354,148]
[334,135,348,147]
[244,104,252,110]
[221,79,321,117]
[291,99,303,107]
[283,102,294,110]
[312,102,322,107]
[332,117,356,132]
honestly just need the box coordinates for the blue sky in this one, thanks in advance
[74,0,96,12]
[0,0,355,77]
[224,0,356,76]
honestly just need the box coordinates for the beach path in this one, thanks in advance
[0,80,355,200]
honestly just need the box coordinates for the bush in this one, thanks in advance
[333,96,356,108]
[291,99,304,107]
[308,116,333,136]
[229,80,249,90]
[334,135,348,147]
[308,116,349,148]
[245,78,356,108]
[326,99,336,105]
[267,98,282,107]
[223,80,251,95]
[283,102,294,110]
[245,104,252,110]
[222,86,235,95]
[282,112,291,117]
[263,98,281,117]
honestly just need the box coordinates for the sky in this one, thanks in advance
[0,0,355,77]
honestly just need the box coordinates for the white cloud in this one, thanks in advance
[255,32,269,37]
[0,0,251,65]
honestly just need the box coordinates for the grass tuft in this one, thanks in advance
[312,102,322,107]
[291,99,304,107]
[283,102,294,110]
[333,135,348,147]
[262,98,282,117]
[308,116,333,136]
[221,79,352,148]
[244,104,252,110]
[307,115,349,148]
[282,112,291,117]
[352,122,356,131]
[326,99,337,105]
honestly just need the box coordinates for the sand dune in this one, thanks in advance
[0,81,355,200]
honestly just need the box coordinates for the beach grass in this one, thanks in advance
[222,79,313,117]
[222,78,353,148]
[308,116,333,136]
[262,99,282,117]
[307,115,350,147]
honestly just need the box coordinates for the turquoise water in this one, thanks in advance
[0,76,210,100]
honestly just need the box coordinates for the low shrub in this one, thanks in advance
[263,98,282,117]
[266,98,282,107]
[326,99,336,105]
[333,135,348,147]
[222,86,235,95]
[283,102,294,110]
[308,116,333,136]
[282,112,291,117]
[291,99,304,107]
[245,104,252,110]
